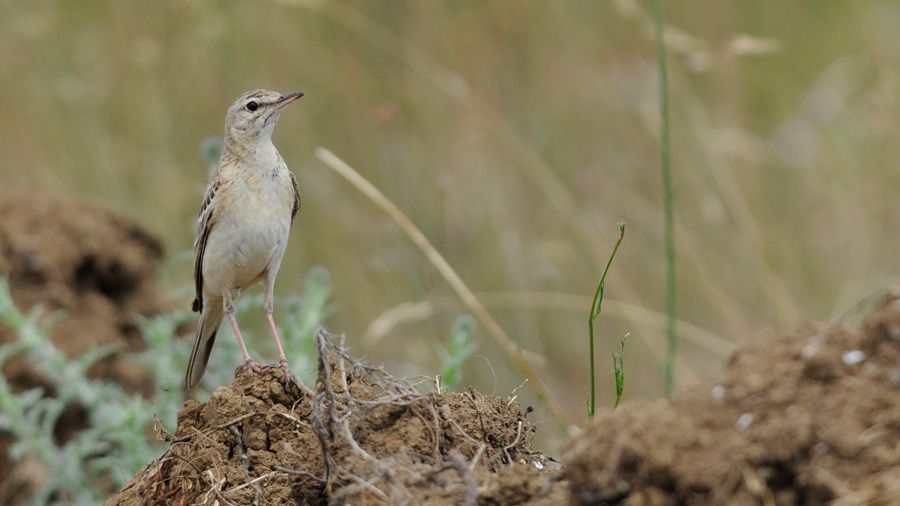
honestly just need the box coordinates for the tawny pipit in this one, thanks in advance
[185,89,303,389]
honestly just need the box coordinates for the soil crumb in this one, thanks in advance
[108,331,564,505]
[563,286,900,505]
[0,193,166,504]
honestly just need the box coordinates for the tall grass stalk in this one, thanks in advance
[281,0,645,292]
[653,0,677,397]
[587,222,626,419]
[315,147,573,429]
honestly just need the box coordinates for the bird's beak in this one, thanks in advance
[275,91,304,109]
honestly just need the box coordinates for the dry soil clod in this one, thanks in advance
[108,330,560,505]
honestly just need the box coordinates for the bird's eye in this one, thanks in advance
[245,101,259,112]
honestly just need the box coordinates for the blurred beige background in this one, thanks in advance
[1,0,898,430]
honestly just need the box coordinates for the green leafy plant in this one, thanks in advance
[133,307,195,429]
[0,267,331,504]
[587,222,626,419]
[0,277,160,504]
[281,266,333,385]
[609,333,629,409]
[438,314,477,392]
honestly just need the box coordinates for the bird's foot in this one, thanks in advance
[242,358,265,379]
[277,358,296,388]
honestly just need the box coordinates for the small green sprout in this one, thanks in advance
[588,221,626,419]
[610,333,629,409]
[439,314,477,392]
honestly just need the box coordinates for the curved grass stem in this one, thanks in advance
[315,147,573,430]
[587,222,626,419]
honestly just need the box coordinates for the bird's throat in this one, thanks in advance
[222,135,277,165]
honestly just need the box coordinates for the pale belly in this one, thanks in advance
[202,210,291,295]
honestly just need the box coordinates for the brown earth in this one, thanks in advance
[563,287,900,505]
[4,195,898,505]
[110,286,900,506]
[0,194,167,504]
[0,193,167,391]
[107,332,565,505]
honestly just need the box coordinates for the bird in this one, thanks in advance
[185,88,303,389]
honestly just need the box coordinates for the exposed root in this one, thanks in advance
[108,329,556,505]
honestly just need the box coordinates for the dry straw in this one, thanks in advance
[316,147,572,430]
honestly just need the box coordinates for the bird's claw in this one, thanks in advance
[278,358,295,388]
[242,358,264,378]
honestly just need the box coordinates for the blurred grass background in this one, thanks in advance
[1,0,898,434]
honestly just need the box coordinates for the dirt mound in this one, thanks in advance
[108,332,564,505]
[106,287,900,505]
[0,193,166,391]
[563,287,900,505]
[0,193,167,504]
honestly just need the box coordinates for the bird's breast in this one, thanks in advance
[240,169,294,213]
[202,167,294,293]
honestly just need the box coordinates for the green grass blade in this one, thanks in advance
[588,221,627,419]
[653,0,677,397]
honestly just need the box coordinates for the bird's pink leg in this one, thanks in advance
[266,312,294,386]
[263,272,294,385]
[225,304,262,375]
[263,288,292,383]
[265,311,289,367]
[265,310,292,384]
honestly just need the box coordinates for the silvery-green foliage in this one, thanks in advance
[438,314,477,392]
[0,268,331,504]
[0,278,157,504]
[281,266,332,385]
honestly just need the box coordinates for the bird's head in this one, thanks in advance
[223,88,303,147]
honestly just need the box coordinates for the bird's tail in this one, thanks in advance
[185,297,224,389]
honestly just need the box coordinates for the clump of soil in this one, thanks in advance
[0,194,166,391]
[12,192,898,504]
[563,287,900,505]
[0,193,167,504]
[108,332,564,505]
[108,289,900,505]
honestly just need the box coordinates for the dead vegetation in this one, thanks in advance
[109,286,900,505]
[107,331,564,505]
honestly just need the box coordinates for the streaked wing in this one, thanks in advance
[289,170,301,224]
[192,178,221,313]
